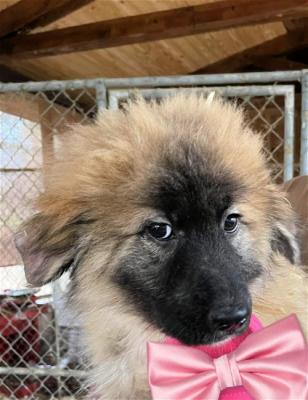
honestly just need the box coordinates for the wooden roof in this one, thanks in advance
[0,0,307,82]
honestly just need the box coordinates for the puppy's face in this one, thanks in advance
[16,95,298,345]
[113,148,259,344]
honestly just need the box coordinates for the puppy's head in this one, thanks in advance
[15,94,299,345]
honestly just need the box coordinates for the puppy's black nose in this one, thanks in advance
[210,306,250,334]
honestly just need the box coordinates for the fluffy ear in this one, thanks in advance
[15,213,79,287]
[271,196,300,265]
[271,223,300,265]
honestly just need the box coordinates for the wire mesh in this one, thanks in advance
[240,94,286,182]
[0,76,301,399]
[0,87,96,399]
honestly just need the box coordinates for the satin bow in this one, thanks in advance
[147,315,308,400]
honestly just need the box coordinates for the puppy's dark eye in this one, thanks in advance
[147,223,173,240]
[224,214,240,233]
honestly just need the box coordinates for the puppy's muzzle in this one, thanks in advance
[208,305,251,335]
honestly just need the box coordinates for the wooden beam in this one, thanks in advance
[193,29,308,74]
[252,56,308,71]
[0,92,41,122]
[284,17,308,32]
[0,64,30,82]
[0,0,93,39]
[0,0,308,60]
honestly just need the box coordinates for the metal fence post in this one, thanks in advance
[284,87,295,181]
[95,80,107,112]
[301,71,308,175]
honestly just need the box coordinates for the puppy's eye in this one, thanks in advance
[224,214,240,233]
[147,223,173,240]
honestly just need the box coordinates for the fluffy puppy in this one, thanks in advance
[16,94,307,399]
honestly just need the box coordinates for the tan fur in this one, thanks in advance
[17,94,307,399]
[253,255,308,335]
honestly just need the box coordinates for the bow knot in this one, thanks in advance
[147,315,308,400]
[214,353,242,390]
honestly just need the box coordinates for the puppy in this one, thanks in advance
[16,94,307,399]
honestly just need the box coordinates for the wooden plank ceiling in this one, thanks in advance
[0,0,307,81]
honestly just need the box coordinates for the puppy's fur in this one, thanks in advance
[16,95,307,399]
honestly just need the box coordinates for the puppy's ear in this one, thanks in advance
[271,196,300,265]
[271,223,300,264]
[15,213,78,287]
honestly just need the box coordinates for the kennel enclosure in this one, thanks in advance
[0,70,307,398]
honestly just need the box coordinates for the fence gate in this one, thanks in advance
[0,70,307,399]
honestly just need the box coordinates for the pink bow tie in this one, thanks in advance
[147,315,308,400]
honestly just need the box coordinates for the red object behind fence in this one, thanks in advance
[0,292,48,397]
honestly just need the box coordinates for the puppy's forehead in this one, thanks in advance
[146,142,243,223]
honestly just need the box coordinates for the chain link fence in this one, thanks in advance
[0,86,96,399]
[0,71,307,399]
